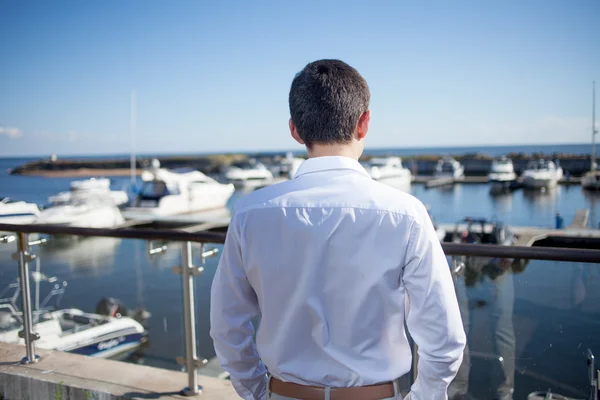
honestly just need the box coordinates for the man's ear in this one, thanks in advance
[356,111,370,140]
[290,119,305,145]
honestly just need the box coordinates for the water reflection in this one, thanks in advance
[521,186,561,207]
[490,192,513,213]
[39,237,122,277]
[450,256,524,400]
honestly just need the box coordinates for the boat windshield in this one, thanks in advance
[139,181,180,199]
[441,163,455,172]
[527,160,553,170]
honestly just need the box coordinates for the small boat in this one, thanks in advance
[0,275,148,359]
[488,156,517,183]
[362,157,412,188]
[224,159,274,189]
[0,197,40,225]
[123,159,234,219]
[582,81,600,191]
[582,170,600,190]
[448,218,516,246]
[434,157,465,180]
[488,156,518,194]
[521,159,563,189]
[36,195,124,228]
[48,178,129,207]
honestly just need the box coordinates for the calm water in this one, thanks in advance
[1,153,599,399]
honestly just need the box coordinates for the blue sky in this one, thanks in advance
[1,1,598,156]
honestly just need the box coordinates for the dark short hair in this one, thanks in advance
[289,59,370,147]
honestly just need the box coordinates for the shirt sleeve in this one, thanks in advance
[210,213,267,400]
[402,205,466,400]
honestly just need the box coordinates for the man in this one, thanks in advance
[210,59,466,400]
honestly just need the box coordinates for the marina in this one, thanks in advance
[1,148,600,399]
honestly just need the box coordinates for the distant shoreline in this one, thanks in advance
[7,149,594,178]
[11,168,143,178]
[0,142,592,161]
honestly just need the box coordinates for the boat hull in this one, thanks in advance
[488,172,517,183]
[123,184,234,219]
[36,205,124,228]
[522,176,559,189]
[67,331,147,359]
[582,172,600,190]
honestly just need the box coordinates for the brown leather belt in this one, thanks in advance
[269,377,396,400]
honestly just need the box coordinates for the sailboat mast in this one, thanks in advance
[592,82,597,172]
[130,90,137,185]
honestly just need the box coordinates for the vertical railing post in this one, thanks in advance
[15,232,39,364]
[451,256,458,280]
[181,241,201,396]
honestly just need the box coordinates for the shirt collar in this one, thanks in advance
[293,156,371,179]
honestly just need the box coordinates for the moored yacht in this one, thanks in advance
[36,191,124,228]
[362,157,412,188]
[488,156,517,183]
[521,159,563,189]
[48,178,128,207]
[582,169,600,190]
[224,159,274,189]
[434,157,465,179]
[123,159,234,219]
[0,197,40,225]
[488,156,518,194]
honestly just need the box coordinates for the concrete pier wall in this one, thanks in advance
[0,342,237,400]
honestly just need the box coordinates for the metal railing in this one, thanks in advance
[1,222,600,397]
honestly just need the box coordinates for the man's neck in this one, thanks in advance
[307,143,362,160]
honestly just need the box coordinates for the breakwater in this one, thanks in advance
[7,152,595,177]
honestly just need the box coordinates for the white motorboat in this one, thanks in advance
[123,159,234,219]
[0,277,148,359]
[0,197,40,225]
[488,156,518,194]
[521,159,563,189]
[36,194,124,228]
[362,157,412,188]
[434,157,465,179]
[48,178,129,207]
[488,156,517,183]
[224,159,274,189]
[582,81,600,191]
[582,170,600,190]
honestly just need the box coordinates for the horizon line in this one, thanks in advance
[0,142,592,160]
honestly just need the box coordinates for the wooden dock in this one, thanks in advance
[569,209,589,229]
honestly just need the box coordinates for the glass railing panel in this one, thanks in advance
[450,256,600,400]
[0,234,189,371]
[193,242,224,370]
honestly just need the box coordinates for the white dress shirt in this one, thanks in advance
[210,156,466,400]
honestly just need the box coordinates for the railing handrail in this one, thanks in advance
[1,223,600,263]
[0,223,226,244]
